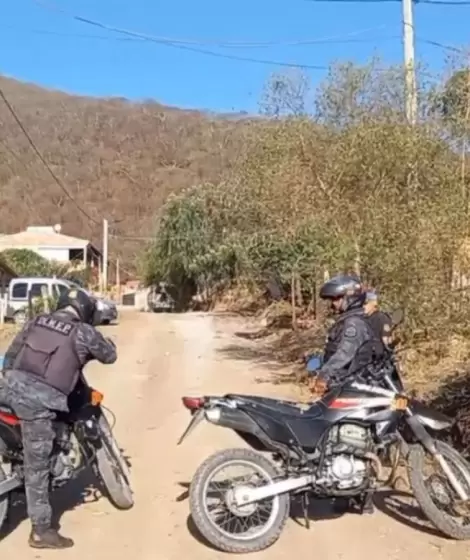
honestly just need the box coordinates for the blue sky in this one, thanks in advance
[2,0,470,113]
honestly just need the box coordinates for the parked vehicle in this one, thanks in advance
[147,283,176,313]
[179,311,470,553]
[5,277,117,325]
[0,365,134,533]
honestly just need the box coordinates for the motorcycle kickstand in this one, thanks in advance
[359,489,375,515]
[302,492,311,529]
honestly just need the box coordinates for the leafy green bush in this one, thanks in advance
[1,249,93,287]
[2,249,65,277]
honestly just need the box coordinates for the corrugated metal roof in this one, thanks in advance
[0,228,90,250]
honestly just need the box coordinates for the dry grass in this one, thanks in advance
[0,76,252,270]
[0,324,18,352]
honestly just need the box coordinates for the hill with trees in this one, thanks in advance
[0,75,253,269]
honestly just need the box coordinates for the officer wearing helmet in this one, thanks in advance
[0,287,117,549]
[311,274,384,515]
[312,274,383,394]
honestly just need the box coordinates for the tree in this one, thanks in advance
[439,69,470,126]
[259,70,311,117]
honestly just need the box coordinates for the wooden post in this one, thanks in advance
[116,258,121,304]
[41,285,50,314]
[28,290,33,320]
[291,272,297,331]
[103,218,109,293]
[98,259,103,293]
[0,297,5,325]
[0,274,4,325]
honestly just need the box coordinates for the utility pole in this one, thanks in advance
[403,0,417,124]
[116,258,121,303]
[102,218,109,293]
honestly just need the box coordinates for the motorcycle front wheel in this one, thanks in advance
[189,448,290,554]
[409,440,470,540]
[94,413,134,510]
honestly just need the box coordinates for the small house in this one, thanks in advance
[0,225,101,266]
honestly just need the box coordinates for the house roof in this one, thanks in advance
[0,226,92,251]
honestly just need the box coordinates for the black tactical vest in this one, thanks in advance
[324,313,348,362]
[324,311,385,373]
[13,313,82,395]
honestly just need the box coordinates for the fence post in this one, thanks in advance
[291,272,297,331]
[41,285,50,314]
[28,291,33,320]
[0,297,4,325]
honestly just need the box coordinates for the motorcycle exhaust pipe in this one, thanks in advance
[233,474,315,506]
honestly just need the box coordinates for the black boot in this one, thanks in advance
[29,528,74,549]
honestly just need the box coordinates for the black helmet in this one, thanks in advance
[319,274,366,312]
[56,287,98,325]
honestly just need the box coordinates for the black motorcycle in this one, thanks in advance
[178,311,470,553]
[0,373,133,533]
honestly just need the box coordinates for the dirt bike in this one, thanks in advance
[0,372,133,533]
[178,310,470,553]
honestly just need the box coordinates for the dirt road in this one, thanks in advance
[0,311,466,559]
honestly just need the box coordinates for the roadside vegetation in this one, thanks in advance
[144,59,470,450]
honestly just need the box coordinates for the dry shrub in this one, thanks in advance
[145,60,469,335]
[212,284,265,314]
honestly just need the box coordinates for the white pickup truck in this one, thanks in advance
[5,277,118,325]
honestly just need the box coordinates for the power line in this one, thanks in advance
[418,37,465,53]
[1,22,398,49]
[32,1,389,72]
[0,88,100,226]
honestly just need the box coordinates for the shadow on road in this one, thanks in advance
[178,480,451,550]
[177,481,367,550]
[0,467,99,540]
[1,450,133,542]
[373,489,447,539]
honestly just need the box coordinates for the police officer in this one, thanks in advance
[364,290,393,347]
[310,274,384,514]
[310,274,382,388]
[311,274,382,394]
[1,287,117,549]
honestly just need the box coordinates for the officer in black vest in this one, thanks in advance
[1,287,117,549]
[312,274,383,392]
[310,274,384,515]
